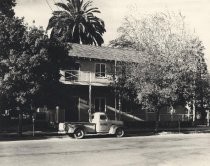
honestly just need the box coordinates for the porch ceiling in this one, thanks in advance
[60,80,109,87]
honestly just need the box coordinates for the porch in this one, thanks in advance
[59,70,114,86]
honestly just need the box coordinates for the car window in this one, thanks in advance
[100,115,107,120]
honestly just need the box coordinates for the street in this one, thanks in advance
[0,133,210,166]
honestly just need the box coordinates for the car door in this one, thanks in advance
[97,115,110,133]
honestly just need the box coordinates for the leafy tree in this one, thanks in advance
[0,15,26,70]
[47,0,106,46]
[110,12,209,130]
[0,0,16,18]
[0,14,70,135]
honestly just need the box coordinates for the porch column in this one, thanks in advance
[78,97,81,122]
[114,59,117,120]
[118,94,122,120]
[89,72,92,121]
[115,95,117,120]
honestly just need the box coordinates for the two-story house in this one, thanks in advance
[36,43,193,124]
[57,43,144,123]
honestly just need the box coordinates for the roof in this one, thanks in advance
[68,43,142,62]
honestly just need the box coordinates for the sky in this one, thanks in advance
[15,0,210,70]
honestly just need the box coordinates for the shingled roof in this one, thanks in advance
[68,43,142,62]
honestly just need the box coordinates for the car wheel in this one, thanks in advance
[74,128,85,139]
[115,128,125,138]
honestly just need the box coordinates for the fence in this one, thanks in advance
[0,116,31,132]
[147,113,194,122]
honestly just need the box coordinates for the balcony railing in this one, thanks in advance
[60,70,114,86]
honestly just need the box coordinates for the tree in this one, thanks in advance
[110,12,209,130]
[47,0,106,46]
[0,14,70,135]
[0,0,16,18]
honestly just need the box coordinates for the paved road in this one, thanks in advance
[0,133,210,166]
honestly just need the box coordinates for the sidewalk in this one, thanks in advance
[1,126,210,141]
[0,131,66,141]
[126,126,210,135]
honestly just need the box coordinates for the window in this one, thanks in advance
[95,63,106,78]
[95,98,106,112]
[100,115,107,120]
[75,62,80,70]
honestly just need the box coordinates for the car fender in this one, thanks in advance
[65,124,86,134]
[109,125,123,134]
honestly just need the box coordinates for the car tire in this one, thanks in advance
[73,128,85,139]
[115,128,125,138]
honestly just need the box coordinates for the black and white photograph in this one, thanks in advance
[0,0,210,165]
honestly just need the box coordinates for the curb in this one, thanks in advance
[1,127,210,141]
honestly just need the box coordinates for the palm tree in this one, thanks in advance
[47,0,106,46]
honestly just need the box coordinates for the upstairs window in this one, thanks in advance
[95,63,106,78]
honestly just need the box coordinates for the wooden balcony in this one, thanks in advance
[59,70,114,86]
